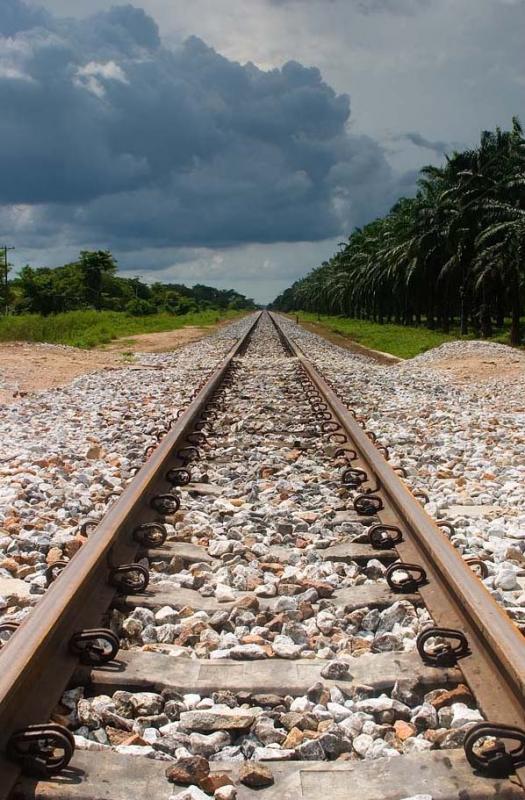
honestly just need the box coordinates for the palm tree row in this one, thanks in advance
[271,118,525,345]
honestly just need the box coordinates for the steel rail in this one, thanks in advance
[268,311,525,786]
[0,312,261,798]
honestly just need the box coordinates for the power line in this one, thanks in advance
[1,245,15,315]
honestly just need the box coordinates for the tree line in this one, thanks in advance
[0,250,256,316]
[271,118,525,345]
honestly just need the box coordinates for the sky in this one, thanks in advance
[1,0,524,303]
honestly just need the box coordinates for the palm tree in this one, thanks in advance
[270,119,524,346]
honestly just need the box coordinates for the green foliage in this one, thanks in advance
[0,309,246,349]
[0,249,12,313]
[271,118,525,346]
[294,313,456,359]
[125,298,157,316]
[7,250,257,320]
[78,250,117,310]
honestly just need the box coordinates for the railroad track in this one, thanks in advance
[0,310,524,800]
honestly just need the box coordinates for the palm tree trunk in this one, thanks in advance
[460,286,468,335]
[510,272,521,345]
[426,277,435,329]
[480,280,492,338]
[496,293,505,328]
[471,309,480,337]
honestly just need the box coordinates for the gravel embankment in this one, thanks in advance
[0,316,255,621]
[59,316,483,772]
[1,314,518,782]
[112,315,431,659]
[277,316,525,629]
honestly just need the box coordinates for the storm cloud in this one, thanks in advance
[0,0,405,255]
[267,0,432,14]
[399,132,452,156]
[0,0,50,35]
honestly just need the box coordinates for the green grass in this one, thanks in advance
[0,309,246,349]
[292,312,525,358]
[292,313,460,359]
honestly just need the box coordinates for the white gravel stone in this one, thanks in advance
[180,708,256,732]
[155,606,179,625]
[272,635,304,658]
[129,692,163,717]
[73,735,110,751]
[215,583,236,603]
[352,733,374,757]
[253,746,295,760]
[189,731,231,757]
[214,786,237,800]
[115,744,164,758]
[403,737,434,754]
[169,787,209,800]
[450,703,484,728]
[400,796,433,800]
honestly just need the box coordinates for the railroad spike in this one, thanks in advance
[464,723,525,777]
[79,518,99,535]
[45,559,69,584]
[341,466,368,489]
[176,445,201,464]
[69,628,119,665]
[353,493,384,515]
[416,626,471,666]
[392,465,408,478]
[437,520,456,536]
[0,621,20,649]
[150,492,181,515]
[368,523,403,549]
[166,466,192,487]
[133,521,167,547]
[386,561,428,592]
[334,447,358,461]
[187,431,207,446]
[464,556,489,579]
[412,488,430,504]
[6,724,75,778]
[108,563,149,594]
[375,444,390,459]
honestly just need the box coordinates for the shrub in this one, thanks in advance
[125,299,156,316]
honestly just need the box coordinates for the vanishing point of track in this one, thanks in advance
[0,311,524,800]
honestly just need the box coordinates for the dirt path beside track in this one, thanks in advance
[0,320,231,404]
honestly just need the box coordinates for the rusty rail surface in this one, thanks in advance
[0,312,261,798]
[268,311,525,786]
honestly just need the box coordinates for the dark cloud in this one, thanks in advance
[354,0,432,15]
[267,0,431,14]
[401,131,451,156]
[0,0,405,253]
[0,0,50,35]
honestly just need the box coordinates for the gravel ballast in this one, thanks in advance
[4,312,521,782]
[0,316,255,626]
[276,316,525,630]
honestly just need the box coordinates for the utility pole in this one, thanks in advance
[1,245,15,316]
